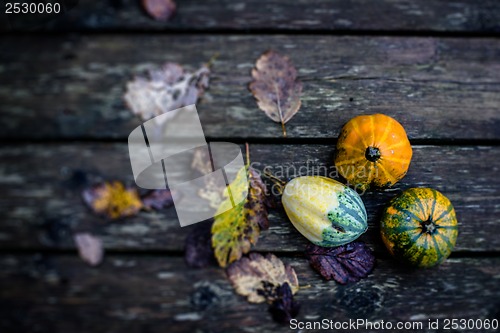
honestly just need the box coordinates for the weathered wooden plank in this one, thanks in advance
[0,254,499,333]
[2,0,500,33]
[1,35,500,140]
[0,144,498,252]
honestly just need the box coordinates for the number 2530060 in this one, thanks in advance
[5,2,61,14]
[441,318,498,330]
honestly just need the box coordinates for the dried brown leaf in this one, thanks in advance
[124,62,209,126]
[74,233,104,266]
[306,242,376,284]
[142,0,176,21]
[226,253,299,303]
[82,181,143,220]
[249,50,302,137]
[246,168,272,230]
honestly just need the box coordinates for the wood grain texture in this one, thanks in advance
[1,1,499,330]
[0,144,498,252]
[0,35,500,140]
[1,254,499,333]
[2,0,500,33]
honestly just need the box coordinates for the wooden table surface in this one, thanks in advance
[1,1,499,332]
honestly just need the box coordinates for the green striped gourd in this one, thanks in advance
[380,188,458,268]
[281,176,368,247]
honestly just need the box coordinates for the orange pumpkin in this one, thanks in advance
[335,114,412,191]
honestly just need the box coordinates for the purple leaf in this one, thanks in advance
[306,242,375,284]
[81,181,142,220]
[74,233,104,267]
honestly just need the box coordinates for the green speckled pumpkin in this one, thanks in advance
[282,176,368,247]
[381,188,458,268]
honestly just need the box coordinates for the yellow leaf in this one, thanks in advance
[82,181,143,219]
[211,167,264,267]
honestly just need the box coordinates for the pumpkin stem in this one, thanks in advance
[263,170,286,195]
[421,219,437,234]
[365,146,381,162]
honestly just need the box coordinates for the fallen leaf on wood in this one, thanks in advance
[74,233,104,266]
[268,282,301,324]
[191,147,225,209]
[142,0,176,21]
[249,50,303,137]
[226,252,299,303]
[246,167,272,230]
[306,242,376,284]
[211,166,272,267]
[141,189,176,210]
[124,62,210,126]
[82,181,143,220]
[185,221,217,268]
[211,167,254,267]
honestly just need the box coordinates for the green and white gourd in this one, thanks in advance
[282,176,368,247]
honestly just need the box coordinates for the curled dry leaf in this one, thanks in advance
[249,50,303,137]
[141,189,176,210]
[306,242,376,284]
[82,181,143,220]
[226,252,299,303]
[246,167,273,230]
[185,220,217,268]
[142,0,176,21]
[268,282,301,324]
[74,233,104,267]
[124,62,210,126]
[211,167,272,267]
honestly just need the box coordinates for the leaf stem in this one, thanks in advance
[274,83,287,137]
[245,142,250,169]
